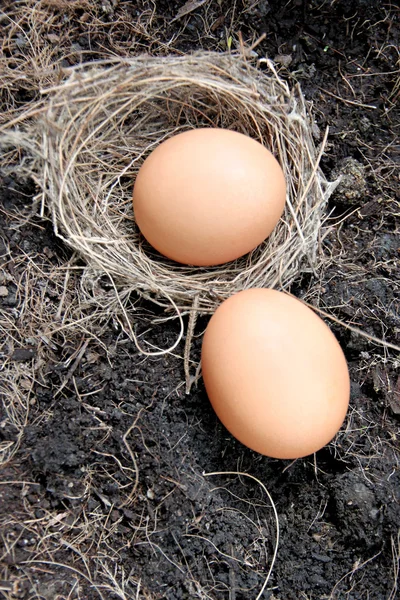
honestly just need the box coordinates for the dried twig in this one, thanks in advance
[319,87,378,110]
[203,470,279,600]
[171,0,211,23]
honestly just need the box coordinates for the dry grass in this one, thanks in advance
[0,490,150,599]
[0,230,153,597]
[0,232,81,466]
[0,0,175,122]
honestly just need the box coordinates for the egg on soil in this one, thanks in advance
[201,288,350,459]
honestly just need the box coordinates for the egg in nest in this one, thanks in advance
[132,128,286,266]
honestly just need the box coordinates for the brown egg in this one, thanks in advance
[132,128,286,266]
[201,289,350,459]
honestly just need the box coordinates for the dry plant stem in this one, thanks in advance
[203,471,279,600]
[297,295,400,353]
[319,87,378,110]
[328,551,382,599]
[120,419,140,507]
[55,338,90,396]
[184,294,200,393]
[0,53,336,371]
[389,529,400,600]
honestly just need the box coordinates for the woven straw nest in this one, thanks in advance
[3,52,337,369]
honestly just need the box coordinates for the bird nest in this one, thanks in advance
[2,52,337,375]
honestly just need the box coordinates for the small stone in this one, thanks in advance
[0,286,8,297]
[274,54,293,68]
[11,348,35,362]
[331,157,366,205]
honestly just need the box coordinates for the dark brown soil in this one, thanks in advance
[0,1,399,599]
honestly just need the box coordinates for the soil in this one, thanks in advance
[0,1,399,599]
